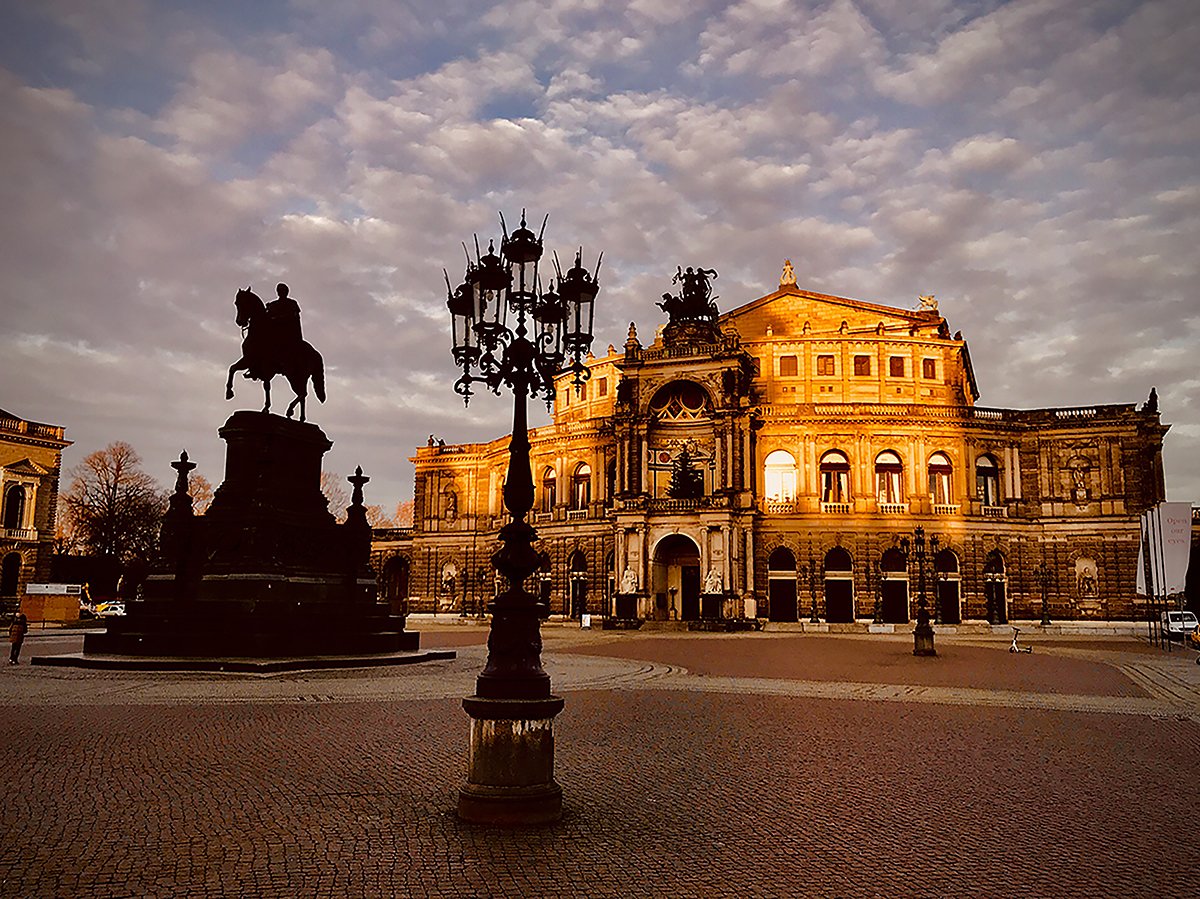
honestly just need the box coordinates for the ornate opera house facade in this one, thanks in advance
[373,265,1168,626]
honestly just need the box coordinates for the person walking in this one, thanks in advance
[9,612,28,664]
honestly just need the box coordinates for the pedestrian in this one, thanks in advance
[9,612,28,665]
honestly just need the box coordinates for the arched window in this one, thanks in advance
[875,451,904,504]
[571,463,591,510]
[824,546,853,572]
[976,454,1000,506]
[820,450,850,503]
[928,452,953,505]
[605,458,617,502]
[542,467,557,512]
[768,547,797,572]
[2,485,26,530]
[764,450,797,502]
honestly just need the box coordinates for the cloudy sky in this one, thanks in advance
[2,0,1197,510]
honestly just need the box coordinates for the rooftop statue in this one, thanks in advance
[656,265,719,324]
[226,283,326,422]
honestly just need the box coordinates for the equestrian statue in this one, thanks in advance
[226,283,326,422]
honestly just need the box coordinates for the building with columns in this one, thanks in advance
[1,408,70,603]
[373,266,1169,625]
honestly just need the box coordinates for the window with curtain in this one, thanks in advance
[875,451,904,504]
[764,450,797,502]
[820,450,850,502]
[928,452,953,504]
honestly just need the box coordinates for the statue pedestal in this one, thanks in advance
[85,412,417,657]
[701,593,724,619]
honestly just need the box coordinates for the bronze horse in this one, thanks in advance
[226,287,326,422]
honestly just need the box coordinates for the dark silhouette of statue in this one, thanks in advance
[1143,387,1158,414]
[657,266,719,323]
[226,283,326,422]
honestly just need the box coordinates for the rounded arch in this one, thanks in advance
[880,548,908,573]
[875,450,904,504]
[651,533,702,623]
[928,451,954,505]
[768,546,797,572]
[0,551,21,597]
[764,450,797,503]
[541,465,557,512]
[824,546,853,572]
[934,549,959,573]
[571,463,591,509]
[652,533,702,561]
[819,450,851,503]
[568,549,587,572]
[647,380,712,421]
[975,453,1001,506]
[984,549,1006,575]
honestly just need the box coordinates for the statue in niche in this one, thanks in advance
[226,283,326,422]
[444,490,458,521]
[620,567,638,594]
[704,567,723,594]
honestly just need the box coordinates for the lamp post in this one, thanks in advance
[445,211,601,825]
[872,560,883,625]
[1036,559,1052,627]
[901,526,936,656]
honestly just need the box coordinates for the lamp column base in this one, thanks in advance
[457,695,565,825]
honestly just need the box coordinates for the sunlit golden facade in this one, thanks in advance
[374,270,1168,625]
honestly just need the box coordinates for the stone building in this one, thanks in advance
[373,267,1169,624]
[1,408,70,601]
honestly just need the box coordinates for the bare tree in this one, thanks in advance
[320,470,349,523]
[394,499,414,527]
[189,473,215,515]
[62,442,168,563]
[364,504,395,528]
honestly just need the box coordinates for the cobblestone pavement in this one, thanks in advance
[1,629,1197,898]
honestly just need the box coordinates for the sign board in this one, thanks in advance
[25,583,83,595]
[580,614,592,629]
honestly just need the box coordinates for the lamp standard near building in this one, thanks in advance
[807,551,820,623]
[445,211,601,824]
[900,526,937,656]
[872,560,883,625]
[1036,559,1053,627]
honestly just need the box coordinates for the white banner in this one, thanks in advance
[1158,502,1193,596]
[1137,503,1193,597]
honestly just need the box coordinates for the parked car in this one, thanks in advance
[1160,609,1199,640]
[94,601,126,618]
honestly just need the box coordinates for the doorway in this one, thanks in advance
[880,547,909,623]
[823,547,855,623]
[652,534,701,622]
[767,547,798,622]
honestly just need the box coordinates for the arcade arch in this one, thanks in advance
[652,534,701,621]
[767,546,798,622]
[823,546,854,622]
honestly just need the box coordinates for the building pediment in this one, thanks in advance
[3,458,49,477]
[721,285,942,340]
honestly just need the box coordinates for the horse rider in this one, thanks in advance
[264,283,303,371]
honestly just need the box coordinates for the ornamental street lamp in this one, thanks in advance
[446,211,601,825]
[806,552,820,624]
[1036,560,1053,627]
[900,526,937,657]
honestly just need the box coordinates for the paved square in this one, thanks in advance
[1,626,1197,898]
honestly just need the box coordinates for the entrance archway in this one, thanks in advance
[984,550,1007,624]
[652,534,701,621]
[934,549,961,624]
[767,547,798,622]
[880,548,909,623]
[823,547,854,622]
